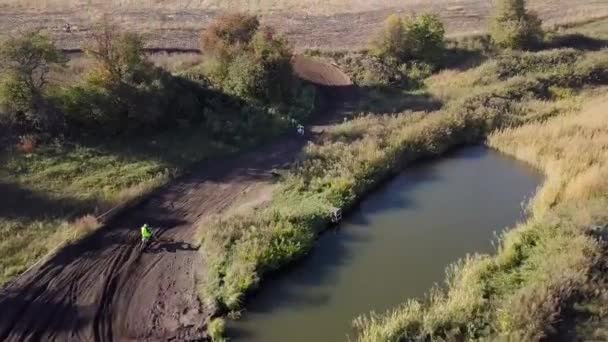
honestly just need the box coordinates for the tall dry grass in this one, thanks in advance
[354,91,608,341]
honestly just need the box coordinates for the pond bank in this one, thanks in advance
[228,146,542,341]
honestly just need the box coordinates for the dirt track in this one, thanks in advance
[0,58,352,341]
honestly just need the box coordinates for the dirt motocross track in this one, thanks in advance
[0,57,352,341]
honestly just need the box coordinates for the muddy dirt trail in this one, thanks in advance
[0,58,353,342]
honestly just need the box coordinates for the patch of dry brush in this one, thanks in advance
[354,67,608,341]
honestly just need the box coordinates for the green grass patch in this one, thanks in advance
[0,129,235,286]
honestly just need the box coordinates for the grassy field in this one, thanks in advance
[0,131,235,285]
[1,1,606,50]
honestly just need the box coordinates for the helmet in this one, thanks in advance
[142,224,149,229]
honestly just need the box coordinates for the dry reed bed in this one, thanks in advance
[354,89,608,340]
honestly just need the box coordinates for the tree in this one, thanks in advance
[0,31,66,132]
[371,14,409,64]
[200,14,297,106]
[403,14,446,65]
[490,0,543,50]
[371,13,445,65]
[200,13,260,57]
[85,19,149,87]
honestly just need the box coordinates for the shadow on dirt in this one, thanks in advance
[0,287,96,339]
[146,241,198,254]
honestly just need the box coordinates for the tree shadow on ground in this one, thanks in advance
[542,34,608,51]
[440,47,488,71]
[0,181,95,221]
[351,85,442,115]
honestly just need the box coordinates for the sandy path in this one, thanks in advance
[0,58,352,341]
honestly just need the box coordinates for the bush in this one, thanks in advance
[490,0,544,50]
[57,21,219,135]
[200,14,299,107]
[207,318,226,342]
[371,15,408,64]
[0,31,66,133]
[85,20,150,88]
[201,12,260,57]
[328,51,433,88]
[372,13,445,66]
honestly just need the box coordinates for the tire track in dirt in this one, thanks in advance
[0,57,353,341]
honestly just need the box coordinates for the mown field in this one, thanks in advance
[1,0,607,50]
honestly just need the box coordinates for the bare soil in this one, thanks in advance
[1,0,607,50]
[0,58,353,341]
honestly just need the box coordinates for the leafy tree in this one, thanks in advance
[372,14,409,64]
[200,14,297,106]
[490,0,543,50]
[200,13,260,58]
[85,19,150,87]
[372,13,445,65]
[0,31,66,132]
[403,14,446,65]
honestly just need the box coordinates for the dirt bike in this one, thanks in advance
[139,231,175,252]
[297,127,305,138]
[140,234,155,251]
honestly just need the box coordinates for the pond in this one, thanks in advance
[228,146,543,341]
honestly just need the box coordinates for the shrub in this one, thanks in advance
[490,0,544,50]
[85,20,150,87]
[371,14,409,64]
[330,51,434,88]
[207,318,226,342]
[16,134,37,153]
[200,14,299,107]
[0,31,66,133]
[56,20,216,135]
[201,13,260,57]
[371,13,445,66]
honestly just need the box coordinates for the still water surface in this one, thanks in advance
[229,146,542,341]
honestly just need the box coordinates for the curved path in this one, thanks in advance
[0,57,352,341]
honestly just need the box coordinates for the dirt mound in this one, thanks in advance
[293,55,352,87]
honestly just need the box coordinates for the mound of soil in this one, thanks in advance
[293,55,352,87]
